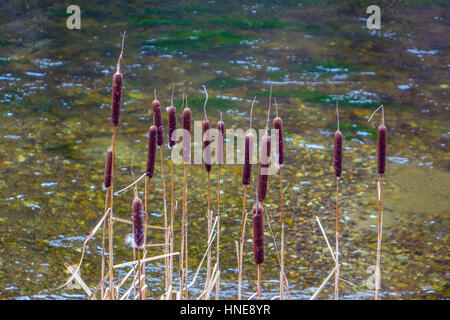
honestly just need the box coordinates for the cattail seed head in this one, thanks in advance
[378,124,387,174]
[217,120,225,165]
[152,99,164,147]
[111,73,122,126]
[157,125,164,147]
[334,130,343,177]
[167,105,177,148]
[273,116,284,166]
[104,148,113,189]
[182,108,191,133]
[202,119,211,172]
[182,108,191,162]
[252,204,264,264]
[152,99,162,127]
[147,125,157,178]
[258,134,271,202]
[132,197,144,250]
[242,133,254,185]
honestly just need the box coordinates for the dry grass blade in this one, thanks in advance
[114,252,179,269]
[315,216,337,263]
[310,266,337,300]
[50,208,111,293]
[115,173,146,195]
[110,216,167,230]
[188,216,218,289]
[263,207,291,298]
[64,263,94,299]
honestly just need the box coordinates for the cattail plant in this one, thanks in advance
[215,111,225,299]
[132,193,144,300]
[107,32,126,299]
[252,203,264,300]
[369,105,387,300]
[201,85,213,295]
[333,102,343,300]
[254,88,273,300]
[180,93,191,299]
[141,124,157,297]
[273,98,286,300]
[152,90,169,291]
[238,96,256,299]
[167,84,177,295]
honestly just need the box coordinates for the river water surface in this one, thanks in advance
[0,1,449,299]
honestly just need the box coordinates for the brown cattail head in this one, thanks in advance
[152,99,162,127]
[202,119,211,172]
[167,105,177,148]
[104,148,113,189]
[147,125,157,178]
[217,118,225,165]
[182,107,191,133]
[111,72,122,126]
[242,133,254,185]
[182,107,191,162]
[157,125,164,147]
[258,134,271,202]
[273,116,284,166]
[152,98,164,147]
[334,130,343,177]
[378,124,387,174]
[252,204,264,264]
[132,197,144,250]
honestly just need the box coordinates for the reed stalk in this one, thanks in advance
[160,147,169,292]
[181,97,191,299]
[238,97,256,299]
[273,98,285,300]
[215,112,224,299]
[333,102,342,300]
[369,105,386,300]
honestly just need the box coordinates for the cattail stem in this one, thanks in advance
[257,263,262,300]
[215,164,221,299]
[375,173,383,300]
[169,160,175,298]
[238,184,248,299]
[159,148,169,292]
[279,168,285,300]
[101,189,109,299]
[180,162,188,299]
[205,171,212,293]
[137,249,142,300]
[335,177,340,300]
[142,176,150,295]
[108,125,116,299]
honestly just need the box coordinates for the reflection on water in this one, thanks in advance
[0,1,448,299]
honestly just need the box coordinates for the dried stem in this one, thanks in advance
[238,184,248,299]
[335,177,340,300]
[257,263,262,300]
[279,167,285,300]
[215,164,221,299]
[160,148,169,292]
[108,125,116,299]
[137,249,142,300]
[375,174,383,300]
[101,189,109,298]
[205,171,212,293]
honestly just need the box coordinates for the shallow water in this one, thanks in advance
[0,1,449,300]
